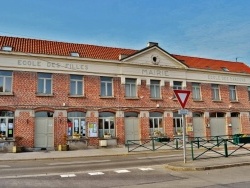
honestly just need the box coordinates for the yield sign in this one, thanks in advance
[173,90,190,109]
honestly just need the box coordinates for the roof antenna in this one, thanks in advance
[236,57,242,62]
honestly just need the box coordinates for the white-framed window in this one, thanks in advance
[0,70,12,93]
[211,84,220,101]
[70,75,83,95]
[248,86,250,101]
[173,81,182,90]
[37,73,52,94]
[229,85,237,101]
[125,78,136,97]
[0,111,14,138]
[173,112,183,135]
[100,77,113,97]
[98,112,115,138]
[149,112,163,135]
[192,83,201,100]
[67,112,86,137]
[150,80,160,98]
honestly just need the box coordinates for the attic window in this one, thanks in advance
[70,52,79,57]
[221,67,229,72]
[2,46,12,52]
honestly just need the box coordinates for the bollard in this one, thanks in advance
[152,137,155,151]
[224,140,228,157]
[191,141,194,160]
[175,138,179,149]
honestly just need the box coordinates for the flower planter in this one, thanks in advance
[104,135,111,139]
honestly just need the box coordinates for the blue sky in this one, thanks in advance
[1,0,250,65]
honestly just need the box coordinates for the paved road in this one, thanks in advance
[1,151,250,187]
[0,152,182,177]
[1,164,250,188]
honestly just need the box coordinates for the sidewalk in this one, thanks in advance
[0,147,250,171]
[166,154,250,171]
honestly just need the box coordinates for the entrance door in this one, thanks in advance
[231,117,240,135]
[210,117,226,137]
[125,117,139,144]
[35,117,54,148]
[193,117,205,138]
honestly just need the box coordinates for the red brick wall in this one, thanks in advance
[1,71,250,148]
[15,111,34,147]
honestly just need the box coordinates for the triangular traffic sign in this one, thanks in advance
[173,90,190,109]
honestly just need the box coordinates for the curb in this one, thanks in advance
[0,149,179,161]
[165,162,250,171]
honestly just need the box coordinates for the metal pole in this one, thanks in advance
[182,113,186,163]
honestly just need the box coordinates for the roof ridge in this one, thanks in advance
[0,35,137,51]
[172,54,243,64]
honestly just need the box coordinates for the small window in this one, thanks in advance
[150,80,160,98]
[70,75,83,95]
[229,85,237,101]
[0,70,12,93]
[37,73,52,94]
[221,67,229,72]
[100,77,113,97]
[173,81,182,90]
[70,52,79,57]
[125,78,136,97]
[192,83,201,100]
[231,112,239,117]
[2,46,12,52]
[211,84,220,101]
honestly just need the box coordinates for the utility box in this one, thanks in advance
[99,140,108,147]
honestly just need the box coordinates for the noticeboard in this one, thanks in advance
[88,122,98,137]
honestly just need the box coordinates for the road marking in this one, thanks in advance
[137,154,181,159]
[139,168,154,171]
[115,170,130,173]
[48,160,111,166]
[60,174,76,178]
[88,172,104,175]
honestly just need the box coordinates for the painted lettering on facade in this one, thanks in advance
[17,59,88,71]
[142,69,169,77]
[208,75,246,82]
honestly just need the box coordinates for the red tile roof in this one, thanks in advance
[173,54,250,74]
[0,36,137,60]
[1,36,250,74]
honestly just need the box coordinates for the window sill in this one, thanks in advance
[125,97,140,100]
[0,92,14,96]
[230,100,239,103]
[36,93,54,97]
[69,95,86,98]
[212,100,222,102]
[193,99,203,102]
[150,98,163,101]
[99,96,116,99]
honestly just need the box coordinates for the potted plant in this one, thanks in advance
[58,134,69,151]
[73,132,81,139]
[177,128,183,135]
[104,132,111,139]
[153,130,162,137]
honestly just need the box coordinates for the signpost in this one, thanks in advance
[174,90,190,163]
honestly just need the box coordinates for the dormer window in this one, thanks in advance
[2,46,12,52]
[221,67,229,72]
[70,52,79,57]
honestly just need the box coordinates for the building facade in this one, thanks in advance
[0,36,250,150]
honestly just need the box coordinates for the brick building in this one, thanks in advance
[0,36,250,150]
